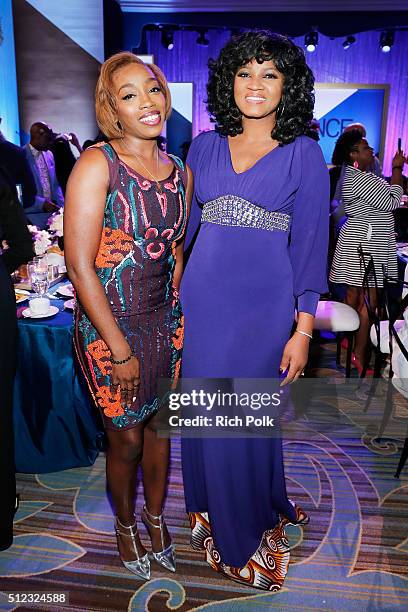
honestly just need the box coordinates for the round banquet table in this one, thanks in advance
[13,290,102,473]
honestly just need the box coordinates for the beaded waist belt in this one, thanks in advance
[201,195,291,232]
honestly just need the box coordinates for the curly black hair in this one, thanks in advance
[331,129,363,165]
[206,30,315,144]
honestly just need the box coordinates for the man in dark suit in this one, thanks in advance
[0,117,36,210]
[24,122,64,229]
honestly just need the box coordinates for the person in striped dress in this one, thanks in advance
[329,129,406,371]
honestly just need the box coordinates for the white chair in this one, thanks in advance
[369,319,405,354]
[313,300,360,377]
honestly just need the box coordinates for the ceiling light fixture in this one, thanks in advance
[380,31,394,53]
[342,35,356,50]
[304,31,318,53]
[161,29,174,50]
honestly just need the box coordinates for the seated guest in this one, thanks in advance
[0,117,36,209]
[329,129,406,373]
[0,167,34,551]
[24,122,64,229]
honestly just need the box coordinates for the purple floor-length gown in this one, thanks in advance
[181,131,329,570]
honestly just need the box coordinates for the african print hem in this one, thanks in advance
[188,511,290,591]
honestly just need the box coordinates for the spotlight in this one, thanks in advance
[304,31,318,53]
[380,31,394,53]
[161,29,174,50]
[196,30,209,46]
[342,35,356,50]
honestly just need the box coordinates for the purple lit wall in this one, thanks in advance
[146,29,408,176]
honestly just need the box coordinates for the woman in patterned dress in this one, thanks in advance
[64,53,191,580]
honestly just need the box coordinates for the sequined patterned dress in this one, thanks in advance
[73,143,187,430]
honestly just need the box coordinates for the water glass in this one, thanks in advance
[28,259,49,298]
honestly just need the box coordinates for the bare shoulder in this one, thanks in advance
[69,147,109,184]
[75,146,109,170]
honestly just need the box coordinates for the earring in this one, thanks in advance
[276,102,285,120]
[353,161,359,169]
[117,120,123,134]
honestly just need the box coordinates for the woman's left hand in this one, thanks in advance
[279,333,310,386]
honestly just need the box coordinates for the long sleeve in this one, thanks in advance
[351,170,403,212]
[184,134,207,252]
[289,137,330,315]
[0,180,34,273]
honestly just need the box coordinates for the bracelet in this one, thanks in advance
[111,352,133,365]
[392,165,403,170]
[296,329,313,340]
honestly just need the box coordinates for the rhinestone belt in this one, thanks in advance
[201,195,291,232]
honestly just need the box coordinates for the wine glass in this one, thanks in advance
[28,259,49,298]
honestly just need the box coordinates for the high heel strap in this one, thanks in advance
[142,505,164,550]
[115,515,137,533]
[142,505,163,525]
[141,505,176,572]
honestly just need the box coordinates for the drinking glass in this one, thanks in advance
[28,259,49,298]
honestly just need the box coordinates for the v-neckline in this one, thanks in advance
[226,136,280,175]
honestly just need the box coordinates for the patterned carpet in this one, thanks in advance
[1,339,407,611]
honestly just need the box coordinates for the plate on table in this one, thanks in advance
[15,289,30,304]
[22,306,59,319]
[57,283,74,298]
[64,299,75,311]
[47,253,65,267]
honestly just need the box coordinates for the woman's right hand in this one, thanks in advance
[392,149,407,169]
[111,355,141,408]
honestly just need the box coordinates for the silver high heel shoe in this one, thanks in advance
[141,505,176,573]
[115,516,151,580]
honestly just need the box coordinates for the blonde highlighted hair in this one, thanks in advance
[95,51,171,139]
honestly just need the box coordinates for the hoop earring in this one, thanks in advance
[353,161,359,169]
[116,120,123,135]
[276,102,285,120]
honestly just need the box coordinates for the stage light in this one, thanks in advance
[380,31,394,53]
[161,30,174,50]
[342,35,356,50]
[304,32,318,53]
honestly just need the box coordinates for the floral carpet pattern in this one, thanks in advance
[1,341,407,611]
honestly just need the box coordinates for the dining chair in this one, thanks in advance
[357,246,386,378]
[382,269,408,477]
[313,299,360,378]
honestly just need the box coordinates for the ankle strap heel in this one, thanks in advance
[141,505,176,573]
[115,516,150,580]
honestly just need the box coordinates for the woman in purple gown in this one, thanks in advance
[181,31,329,590]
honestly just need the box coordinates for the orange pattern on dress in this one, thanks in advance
[95,227,134,268]
[172,358,181,390]
[172,315,184,351]
[96,385,124,417]
[87,339,112,376]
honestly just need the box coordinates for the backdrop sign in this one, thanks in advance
[314,84,389,165]
[167,83,193,159]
